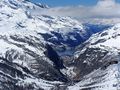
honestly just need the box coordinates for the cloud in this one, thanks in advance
[91,0,120,17]
[31,0,120,19]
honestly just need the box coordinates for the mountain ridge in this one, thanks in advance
[0,0,119,90]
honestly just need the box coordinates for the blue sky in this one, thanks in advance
[32,0,120,18]
[31,0,120,7]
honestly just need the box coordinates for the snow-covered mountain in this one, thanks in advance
[1,0,120,90]
[0,0,98,89]
[0,0,70,89]
[68,23,120,90]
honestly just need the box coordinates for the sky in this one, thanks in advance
[31,0,120,7]
[31,0,120,20]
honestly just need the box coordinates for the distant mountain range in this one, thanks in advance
[0,0,120,90]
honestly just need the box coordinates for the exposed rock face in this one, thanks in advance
[0,0,120,90]
[0,0,71,89]
[68,24,120,90]
[0,32,69,89]
[73,48,108,81]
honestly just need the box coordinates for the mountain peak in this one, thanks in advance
[0,0,28,7]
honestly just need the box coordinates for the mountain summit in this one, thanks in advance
[0,0,88,89]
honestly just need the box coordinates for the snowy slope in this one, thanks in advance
[0,0,90,58]
[0,0,118,90]
[86,23,120,52]
[0,0,98,89]
[67,23,120,90]
[0,0,80,89]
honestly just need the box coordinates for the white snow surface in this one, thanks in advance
[0,0,85,89]
[69,23,120,90]
[83,23,120,52]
